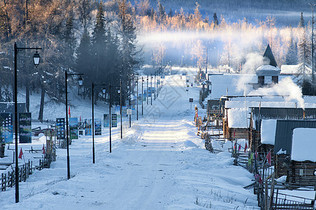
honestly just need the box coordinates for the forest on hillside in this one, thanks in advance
[0,0,315,119]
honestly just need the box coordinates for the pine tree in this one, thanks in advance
[298,12,304,28]
[157,1,165,23]
[168,8,173,17]
[213,13,219,26]
[76,28,92,87]
[91,2,107,84]
[64,11,76,69]
[78,0,91,29]
[0,7,10,41]
[119,0,139,105]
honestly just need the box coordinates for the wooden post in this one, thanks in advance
[269,172,275,209]
[275,189,279,209]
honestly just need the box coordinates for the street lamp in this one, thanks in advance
[91,82,107,163]
[150,75,153,105]
[107,84,121,152]
[33,51,40,67]
[147,75,149,105]
[154,73,157,100]
[14,42,42,203]
[119,79,122,139]
[309,3,316,83]
[142,77,144,116]
[136,76,139,120]
[129,78,132,128]
[65,71,83,179]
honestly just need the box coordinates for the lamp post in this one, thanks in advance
[65,71,83,179]
[14,42,41,203]
[142,77,144,116]
[92,83,95,164]
[151,75,153,105]
[154,73,156,100]
[109,85,112,153]
[309,3,316,83]
[157,74,159,98]
[120,79,122,139]
[107,84,121,151]
[147,75,149,105]
[136,77,139,120]
[129,79,131,128]
[91,83,107,163]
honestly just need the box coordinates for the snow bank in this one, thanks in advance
[227,108,249,128]
[261,120,277,145]
[183,140,198,148]
[292,128,316,162]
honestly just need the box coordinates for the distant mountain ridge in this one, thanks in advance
[122,0,312,26]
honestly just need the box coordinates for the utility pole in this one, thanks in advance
[136,77,138,120]
[142,77,144,116]
[120,79,122,139]
[154,74,157,100]
[147,75,149,105]
[310,3,316,83]
[109,85,112,153]
[206,47,208,75]
[129,78,131,128]
[150,75,153,105]
[91,83,95,164]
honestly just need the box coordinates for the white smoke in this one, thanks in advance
[249,77,305,109]
[236,53,266,95]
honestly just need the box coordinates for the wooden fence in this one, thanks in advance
[272,190,315,210]
[0,157,48,192]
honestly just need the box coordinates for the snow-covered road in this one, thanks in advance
[1,75,259,209]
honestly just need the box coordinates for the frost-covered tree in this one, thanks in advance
[298,28,311,80]
[285,34,298,65]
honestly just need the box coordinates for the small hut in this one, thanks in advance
[274,120,316,188]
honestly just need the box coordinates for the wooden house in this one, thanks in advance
[223,107,250,140]
[251,107,316,153]
[251,44,281,89]
[274,120,316,188]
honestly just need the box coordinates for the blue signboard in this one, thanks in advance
[19,113,32,143]
[95,119,102,135]
[56,118,65,139]
[112,114,118,127]
[0,113,13,143]
[84,119,92,136]
[104,114,109,127]
[69,118,79,140]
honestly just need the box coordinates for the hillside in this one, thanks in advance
[129,0,312,26]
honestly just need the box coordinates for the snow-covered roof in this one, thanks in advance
[280,64,312,75]
[256,65,280,76]
[225,100,316,109]
[261,120,277,145]
[227,108,249,128]
[208,74,255,99]
[292,128,316,162]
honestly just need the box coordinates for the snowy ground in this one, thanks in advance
[1,75,259,209]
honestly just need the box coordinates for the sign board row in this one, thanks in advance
[0,113,31,144]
